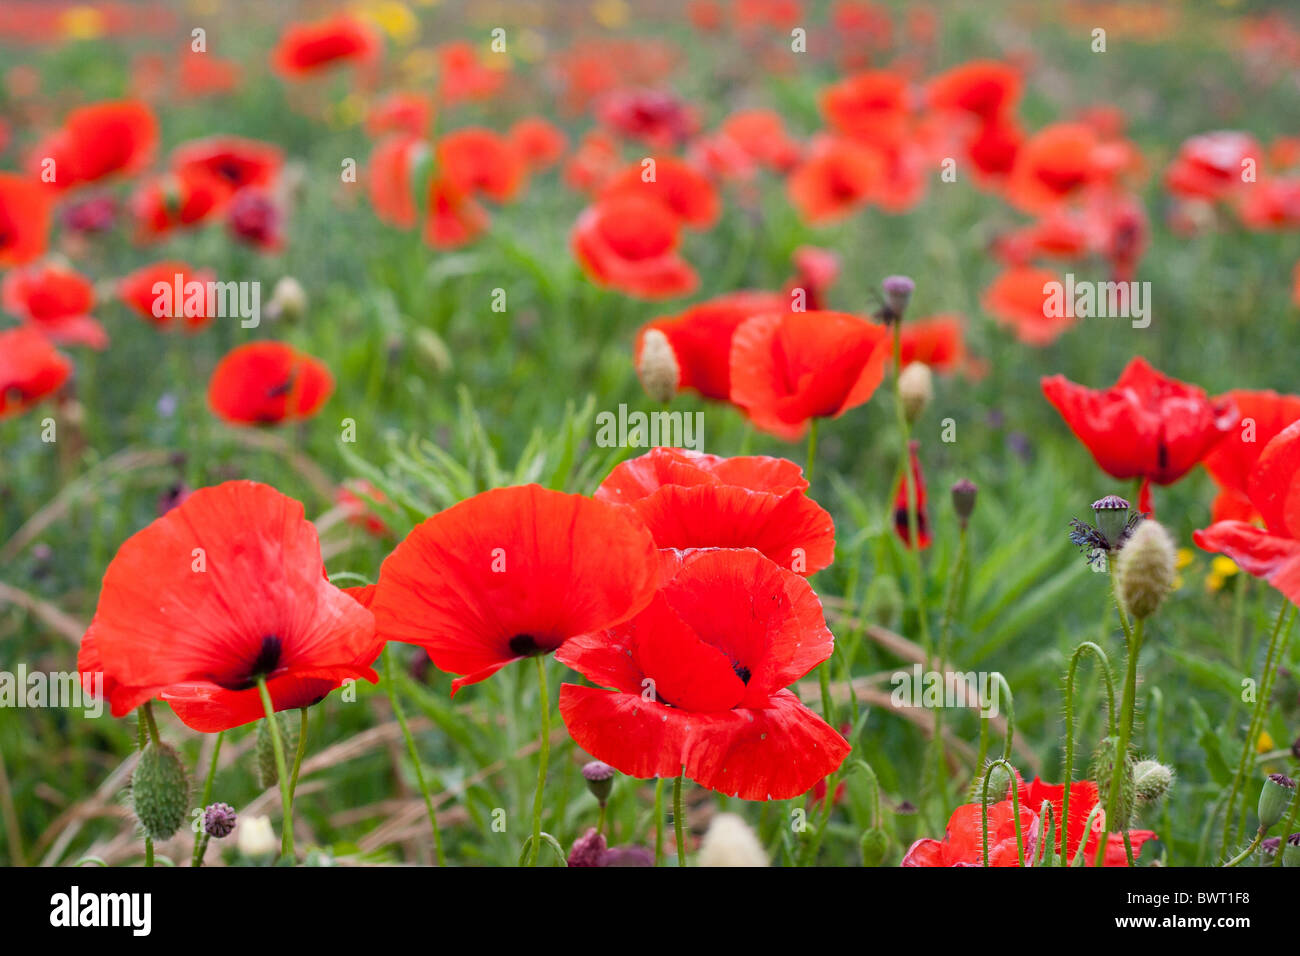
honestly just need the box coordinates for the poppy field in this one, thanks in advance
[3,0,1300,879]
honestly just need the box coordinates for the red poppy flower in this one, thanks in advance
[129,166,227,241]
[271,14,380,79]
[366,92,434,139]
[337,480,391,538]
[170,135,283,200]
[2,262,107,349]
[1005,123,1101,213]
[226,188,284,251]
[0,173,53,266]
[31,100,157,189]
[596,89,699,150]
[371,484,659,695]
[926,60,1021,121]
[599,155,720,229]
[595,448,835,575]
[892,441,930,549]
[563,131,623,194]
[1202,390,1300,523]
[437,127,527,203]
[1016,777,1156,867]
[966,115,1024,182]
[717,109,802,173]
[899,314,967,375]
[425,177,490,249]
[1041,357,1239,486]
[1236,177,1300,231]
[367,135,426,229]
[729,310,892,440]
[207,342,334,425]
[572,195,698,299]
[77,481,380,732]
[558,547,848,800]
[1164,131,1258,201]
[510,117,567,170]
[901,800,1039,866]
[1195,420,1300,604]
[635,290,787,400]
[786,246,840,311]
[821,70,910,148]
[0,326,72,420]
[982,266,1077,346]
[787,135,885,224]
[117,261,218,330]
[437,41,507,105]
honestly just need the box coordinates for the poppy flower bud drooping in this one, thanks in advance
[1258,773,1295,830]
[951,479,978,529]
[582,760,616,806]
[975,761,1013,805]
[898,361,932,424]
[880,274,915,323]
[131,742,190,841]
[1090,735,1136,830]
[860,827,889,866]
[636,328,679,403]
[1133,760,1174,807]
[204,802,238,839]
[1116,520,1176,620]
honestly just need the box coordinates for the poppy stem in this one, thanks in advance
[890,325,932,668]
[1061,641,1117,865]
[980,757,1026,866]
[654,778,665,866]
[141,701,161,748]
[134,709,154,868]
[1097,617,1143,867]
[596,803,607,838]
[255,677,295,863]
[805,419,817,486]
[673,769,686,866]
[1222,827,1265,867]
[191,730,225,867]
[289,708,308,801]
[1273,777,1300,867]
[526,654,551,867]
[382,647,445,865]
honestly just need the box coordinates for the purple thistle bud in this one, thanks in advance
[203,802,237,839]
[880,275,915,322]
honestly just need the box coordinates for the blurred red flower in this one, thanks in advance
[902,800,1039,866]
[271,14,380,79]
[899,314,968,375]
[599,155,720,228]
[30,100,158,190]
[926,60,1021,120]
[1164,131,1258,201]
[1017,777,1156,866]
[509,117,568,171]
[118,260,217,330]
[1202,390,1300,523]
[170,135,283,200]
[1005,122,1101,212]
[787,135,885,224]
[0,325,71,420]
[0,174,52,266]
[572,194,698,299]
[207,341,334,425]
[437,127,527,203]
[366,92,434,139]
[2,261,107,348]
[892,440,931,549]
[982,266,1077,346]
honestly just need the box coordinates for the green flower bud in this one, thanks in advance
[1133,759,1174,806]
[257,712,298,789]
[1090,735,1136,829]
[1116,519,1176,619]
[975,762,1013,805]
[131,742,189,841]
[859,827,889,866]
[1258,773,1295,830]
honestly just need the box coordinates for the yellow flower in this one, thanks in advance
[358,1,419,44]
[592,0,629,29]
[1257,730,1275,754]
[1211,556,1239,578]
[59,5,105,41]
[1176,547,1195,570]
[1205,571,1224,593]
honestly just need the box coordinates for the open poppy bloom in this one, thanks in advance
[572,194,698,299]
[437,127,528,203]
[901,799,1039,866]
[787,135,885,224]
[558,547,849,800]
[635,291,787,400]
[729,309,892,440]
[925,60,1021,121]
[170,135,283,201]
[899,314,968,375]
[1202,390,1300,523]
[1164,131,1259,202]
[77,481,380,732]
[129,165,226,241]
[0,173,53,266]
[892,441,931,550]
[31,100,157,189]
[820,69,910,147]
[510,117,567,171]
[2,262,107,349]
[1016,777,1156,867]
[599,155,720,229]
[982,266,1077,346]
[1005,122,1101,213]
[595,448,835,575]
[271,14,380,79]
[118,260,217,330]
[371,484,659,695]
[1042,357,1239,486]
[207,341,334,425]
[0,326,72,420]
[1195,420,1300,605]
[366,92,435,140]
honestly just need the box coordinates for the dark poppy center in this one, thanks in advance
[214,634,282,690]
[732,663,751,685]
[508,633,542,656]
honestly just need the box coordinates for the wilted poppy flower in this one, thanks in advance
[77,481,380,732]
[437,127,527,202]
[0,173,53,266]
[170,135,283,200]
[509,117,567,170]
[901,800,1039,866]
[118,261,217,330]
[1017,777,1156,867]
[635,291,787,400]
[1005,123,1101,213]
[371,484,659,694]
[2,262,106,349]
[892,441,930,549]
[787,135,885,224]
[558,547,849,800]
[1041,357,1239,486]
[729,310,892,440]
[271,14,380,79]
[572,195,698,299]
[0,326,72,420]
[982,266,1077,346]
[1202,390,1300,523]
[926,60,1021,120]
[366,91,434,139]
[207,341,334,425]
[1195,420,1300,605]
[595,447,835,575]
[600,155,720,229]
[31,100,157,189]
[1164,131,1259,201]
[596,88,698,150]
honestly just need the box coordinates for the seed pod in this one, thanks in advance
[131,742,189,841]
[1284,833,1300,867]
[203,802,238,839]
[1116,519,1176,619]
[951,479,977,528]
[1258,773,1295,830]
[1091,495,1130,551]
[256,712,299,789]
[880,275,915,323]
[582,761,616,805]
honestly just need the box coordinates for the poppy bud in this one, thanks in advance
[236,814,277,857]
[859,827,889,866]
[131,742,189,841]
[637,328,680,404]
[582,760,616,805]
[1258,773,1295,830]
[1133,759,1174,806]
[1090,735,1136,829]
[203,802,237,839]
[256,712,299,789]
[1285,833,1300,867]
[880,275,914,323]
[413,327,452,375]
[975,762,1012,805]
[698,812,767,867]
[951,479,977,528]
[266,276,307,322]
[898,362,933,424]
[1116,519,1176,619]
[1091,494,1130,551]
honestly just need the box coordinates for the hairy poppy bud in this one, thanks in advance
[582,760,616,805]
[1090,735,1136,829]
[698,813,767,867]
[1285,833,1300,867]
[256,712,299,789]
[1258,773,1295,830]
[880,275,915,323]
[1116,519,1176,619]
[266,276,307,322]
[860,827,888,866]
[1133,760,1174,806]
[204,802,237,839]
[951,479,977,528]
[131,742,189,841]
[975,762,1012,805]
[637,328,679,404]
[1091,495,1130,551]
[898,362,933,424]
[236,814,277,857]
